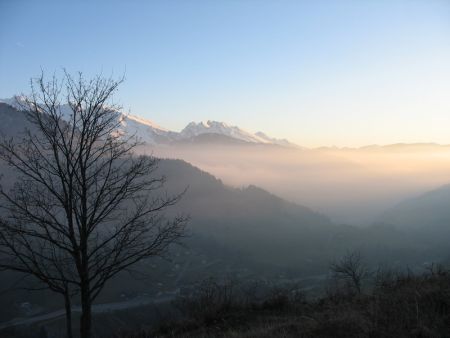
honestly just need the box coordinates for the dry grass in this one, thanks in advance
[120,268,450,338]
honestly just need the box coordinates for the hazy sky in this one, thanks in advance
[1,0,449,147]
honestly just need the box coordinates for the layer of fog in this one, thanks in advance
[138,142,450,225]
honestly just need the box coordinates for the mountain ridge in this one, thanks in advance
[3,97,450,151]
[0,97,298,148]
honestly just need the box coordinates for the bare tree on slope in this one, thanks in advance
[0,71,187,338]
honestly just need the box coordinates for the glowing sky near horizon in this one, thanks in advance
[0,0,449,147]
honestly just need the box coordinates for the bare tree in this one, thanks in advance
[0,71,187,338]
[330,250,368,295]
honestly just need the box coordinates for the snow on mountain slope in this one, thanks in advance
[0,97,174,145]
[180,120,270,144]
[118,114,176,144]
[255,131,298,148]
[0,97,297,147]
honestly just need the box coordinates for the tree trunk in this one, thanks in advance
[64,292,73,338]
[80,285,92,338]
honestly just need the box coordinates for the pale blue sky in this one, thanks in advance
[1,0,449,146]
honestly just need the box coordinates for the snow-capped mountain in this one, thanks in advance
[179,120,270,144]
[0,97,298,147]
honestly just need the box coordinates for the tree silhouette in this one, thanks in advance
[330,250,368,295]
[0,71,187,338]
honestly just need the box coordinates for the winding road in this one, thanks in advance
[0,293,176,330]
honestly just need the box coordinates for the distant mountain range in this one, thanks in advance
[4,96,450,227]
[0,97,298,148]
[316,143,450,152]
[0,97,448,275]
[4,97,450,151]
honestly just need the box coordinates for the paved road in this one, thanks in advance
[0,272,327,330]
[0,294,176,330]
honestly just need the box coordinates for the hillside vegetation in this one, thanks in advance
[120,265,450,338]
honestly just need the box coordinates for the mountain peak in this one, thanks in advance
[180,120,268,143]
